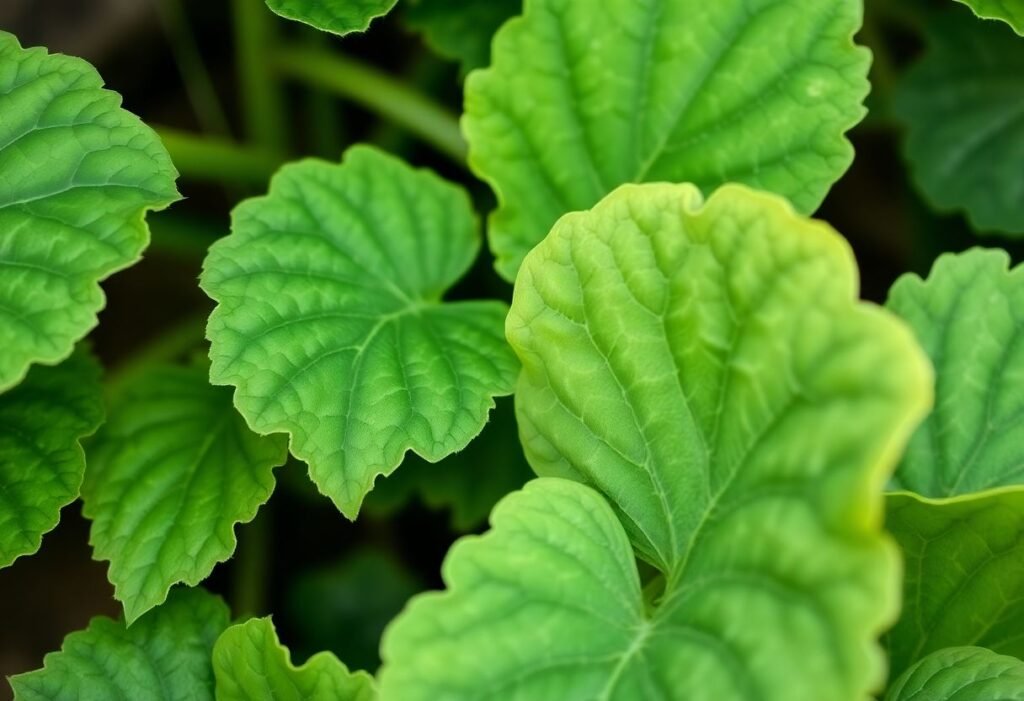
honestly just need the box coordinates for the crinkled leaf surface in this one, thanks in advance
[82,362,288,623]
[894,12,1024,235]
[0,31,179,390]
[955,0,1024,34]
[10,587,228,700]
[214,617,376,701]
[0,348,102,568]
[465,0,871,280]
[265,0,397,35]
[405,0,520,75]
[886,491,1024,677]
[380,184,933,701]
[887,249,1024,496]
[886,647,1024,701]
[201,145,519,519]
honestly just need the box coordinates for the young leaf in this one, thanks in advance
[886,249,1024,497]
[214,617,376,701]
[10,587,229,700]
[82,362,289,623]
[465,0,871,280]
[955,0,1024,35]
[0,348,103,568]
[894,12,1024,236]
[404,0,520,75]
[0,31,179,390]
[201,145,519,519]
[382,184,934,700]
[886,491,1024,677]
[265,0,398,35]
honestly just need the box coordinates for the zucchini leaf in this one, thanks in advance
[955,0,1024,34]
[404,0,520,75]
[265,0,398,35]
[886,647,1024,700]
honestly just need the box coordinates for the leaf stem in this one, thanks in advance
[233,0,288,154]
[232,504,272,617]
[156,126,284,186]
[273,46,468,165]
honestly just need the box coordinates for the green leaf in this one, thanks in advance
[886,249,1024,497]
[214,617,376,701]
[381,184,934,700]
[10,587,229,700]
[955,0,1024,34]
[81,361,289,623]
[886,491,1024,677]
[0,348,103,568]
[265,0,398,35]
[404,0,520,75]
[886,647,1024,701]
[894,12,1024,235]
[0,31,179,390]
[201,145,519,519]
[465,0,871,280]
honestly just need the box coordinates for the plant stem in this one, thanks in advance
[156,126,283,185]
[274,46,468,165]
[233,0,288,154]
[232,505,272,617]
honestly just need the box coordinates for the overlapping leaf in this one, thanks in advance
[886,647,1024,701]
[894,12,1024,235]
[380,184,933,700]
[10,587,229,700]
[404,0,520,75]
[955,0,1024,34]
[0,348,103,568]
[265,0,397,35]
[82,362,289,623]
[0,31,179,390]
[465,0,871,279]
[202,146,519,519]
[214,618,375,701]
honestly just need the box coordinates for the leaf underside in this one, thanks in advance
[265,0,398,35]
[0,31,179,390]
[380,183,933,700]
[0,348,103,568]
[886,647,1024,701]
[82,361,288,623]
[955,0,1024,34]
[201,145,519,519]
[465,0,871,280]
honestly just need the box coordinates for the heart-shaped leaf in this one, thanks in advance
[886,646,1024,701]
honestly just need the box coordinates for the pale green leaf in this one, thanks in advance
[894,12,1024,235]
[465,0,871,280]
[82,361,289,623]
[887,249,1024,497]
[0,348,103,568]
[404,0,520,75]
[10,587,229,700]
[955,0,1024,34]
[886,490,1024,678]
[0,31,179,390]
[214,617,376,701]
[381,184,934,701]
[886,647,1024,701]
[265,0,397,35]
[201,145,519,519]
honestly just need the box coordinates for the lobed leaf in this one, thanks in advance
[265,0,398,35]
[381,184,934,700]
[894,12,1024,236]
[404,0,520,75]
[955,0,1024,34]
[887,646,1024,700]
[214,617,376,701]
[465,0,871,280]
[201,145,519,519]
[0,31,179,390]
[82,362,289,623]
[0,348,103,568]
[10,587,229,700]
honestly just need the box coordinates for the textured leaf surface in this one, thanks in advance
[0,348,102,568]
[265,0,397,35]
[955,0,1024,34]
[887,647,1024,701]
[214,618,375,701]
[202,145,519,519]
[405,0,520,74]
[0,31,179,390]
[887,491,1024,677]
[465,0,871,279]
[381,184,933,701]
[10,587,228,700]
[887,249,1024,497]
[82,362,289,623]
[894,12,1024,235]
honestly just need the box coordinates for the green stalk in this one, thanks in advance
[274,46,468,165]
[156,127,283,185]
[232,505,272,617]
[233,0,288,153]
